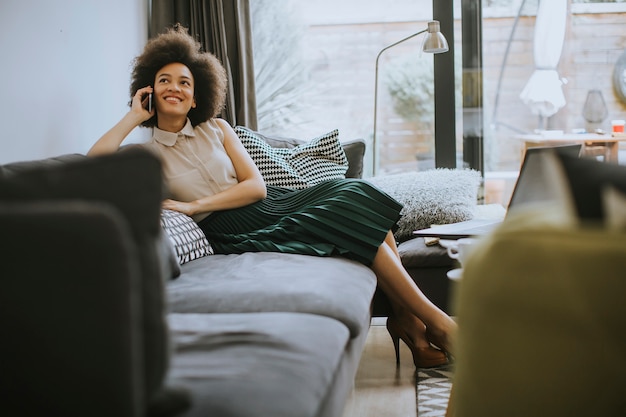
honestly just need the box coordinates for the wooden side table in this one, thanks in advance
[515,133,626,163]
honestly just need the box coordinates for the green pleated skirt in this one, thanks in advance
[197,178,402,266]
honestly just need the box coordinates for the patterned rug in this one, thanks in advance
[416,364,454,417]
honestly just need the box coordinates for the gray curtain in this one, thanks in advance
[150,0,257,129]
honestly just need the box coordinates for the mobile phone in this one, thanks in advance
[148,93,152,112]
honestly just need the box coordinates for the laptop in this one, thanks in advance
[412,144,582,239]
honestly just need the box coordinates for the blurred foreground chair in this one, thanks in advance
[449,208,626,416]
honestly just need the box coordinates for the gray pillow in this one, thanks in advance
[367,169,481,241]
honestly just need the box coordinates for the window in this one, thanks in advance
[251,0,626,206]
[479,0,626,204]
[251,0,440,176]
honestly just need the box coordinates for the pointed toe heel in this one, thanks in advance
[386,317,448,369]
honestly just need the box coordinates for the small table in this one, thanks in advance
[515,133,626,163]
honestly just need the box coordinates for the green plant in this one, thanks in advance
[383,55,436,129]
[250,0,313,132]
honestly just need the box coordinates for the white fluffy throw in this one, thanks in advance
[366,169,482,241]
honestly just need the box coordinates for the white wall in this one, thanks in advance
[0,0,149,164]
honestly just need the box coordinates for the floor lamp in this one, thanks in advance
[372,20,449,175]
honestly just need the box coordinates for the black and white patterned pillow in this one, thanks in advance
[160,209,213,265]
[235,126,348,189]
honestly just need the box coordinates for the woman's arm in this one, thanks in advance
[162,119,267,216]
[87,87,154,156]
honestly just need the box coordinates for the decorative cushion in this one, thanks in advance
[160,209,213,265]
[367,169,481,241]
[235,126,348,189]
[237,129,365,179]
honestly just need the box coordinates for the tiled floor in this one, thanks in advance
[342,318,418,417]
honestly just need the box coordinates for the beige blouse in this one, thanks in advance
[143,118,238,222]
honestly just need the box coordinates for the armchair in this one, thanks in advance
[451,208,626,416]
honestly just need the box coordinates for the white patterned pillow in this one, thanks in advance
[235,126,348,189]
[160,209,213,265]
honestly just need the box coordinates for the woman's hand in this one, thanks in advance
[131,86,155,123]
[162,199,198,217]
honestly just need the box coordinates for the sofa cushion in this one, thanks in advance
[398,237,453,268]
[235,126,349,189]
[367,169,481,241]
[167,252,376,338]
[0,148,169,401]
[160,209,213,265]
[166,312,350,417]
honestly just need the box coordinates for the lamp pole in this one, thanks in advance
[373,29,429,176]
[372,21,448,176]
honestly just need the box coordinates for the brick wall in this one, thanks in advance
[294,11,626,174]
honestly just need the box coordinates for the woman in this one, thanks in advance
[89,25,456,368]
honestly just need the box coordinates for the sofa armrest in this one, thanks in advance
[0,147,169,402]
[342,138,366,179]
[0,201,144,417]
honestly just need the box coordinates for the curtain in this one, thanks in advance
[150,0,258,129]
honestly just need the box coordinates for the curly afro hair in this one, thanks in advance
[130,25,228,127]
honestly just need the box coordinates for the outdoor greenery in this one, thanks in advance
[383,52,463,159]
[384,55,435,128]
[250,0,312,133]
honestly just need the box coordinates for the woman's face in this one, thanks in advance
[153,62,196,119]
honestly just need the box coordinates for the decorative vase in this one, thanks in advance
[582,89,608,133]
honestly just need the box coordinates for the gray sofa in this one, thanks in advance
[0,132,457,417]
[0,138,378,417]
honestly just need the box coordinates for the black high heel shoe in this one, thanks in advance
[386,317,449,369]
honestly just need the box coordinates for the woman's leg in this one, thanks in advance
[383,231,401,257]
[373,232,456,354]
[381,232,430,347]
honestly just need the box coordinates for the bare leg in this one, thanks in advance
[373,232,456,354]
[383,233,433,347]
[383,231,400,257]
[381,233,430,346]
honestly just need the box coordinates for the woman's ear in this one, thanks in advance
[192,97,197,108]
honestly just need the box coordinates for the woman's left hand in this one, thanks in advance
[162,199,197,217]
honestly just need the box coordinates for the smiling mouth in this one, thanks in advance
[164,96,182,104]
